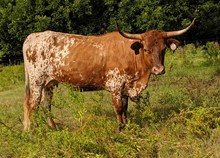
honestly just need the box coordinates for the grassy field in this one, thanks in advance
[0,43,219,158]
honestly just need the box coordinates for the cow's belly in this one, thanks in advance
[52,64,105,89]
[53,68,147,96]
[50,47,106,89]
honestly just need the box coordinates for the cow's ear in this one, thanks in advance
[131,42,143,55]
[166,38,181,51]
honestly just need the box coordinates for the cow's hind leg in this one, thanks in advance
[41,80,58,129]
[24,84,43,131]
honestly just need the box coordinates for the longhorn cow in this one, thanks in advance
[23,19,195,131]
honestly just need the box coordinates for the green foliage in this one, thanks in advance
[196,1,220,40]
[170,107,220,139]
[130,91,158,128]
[0,45,220,157]
[0,64,25,91]
[205,42,220,65]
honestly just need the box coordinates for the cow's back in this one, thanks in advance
[23,31,123,88]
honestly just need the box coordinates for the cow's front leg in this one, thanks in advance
[112,93,128,131]
[122,96,128,125]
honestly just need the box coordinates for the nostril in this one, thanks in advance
[152,65,165,75]
[152,67,157,72]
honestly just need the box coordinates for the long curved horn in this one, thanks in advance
[116,22,142,40]
[165,18,196,37]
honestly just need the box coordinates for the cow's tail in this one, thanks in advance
[23,65,32,131]
[24,66,30,107]
[23,38,30,106]
[23,38,32,131]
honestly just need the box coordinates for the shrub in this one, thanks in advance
[171,107,220,139]
[130,91,157,128]
[205,42,220,65]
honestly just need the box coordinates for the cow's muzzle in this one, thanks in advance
[151,65,165,75]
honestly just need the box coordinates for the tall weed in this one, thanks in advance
[205,42,220,65]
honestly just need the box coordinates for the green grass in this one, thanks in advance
[0,43,219,157]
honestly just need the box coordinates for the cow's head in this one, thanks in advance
[117,18,195,75]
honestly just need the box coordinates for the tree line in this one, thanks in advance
[0,0,219,64]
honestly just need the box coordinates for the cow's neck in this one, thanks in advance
[126,71,151,97]
[126,50,152,97]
